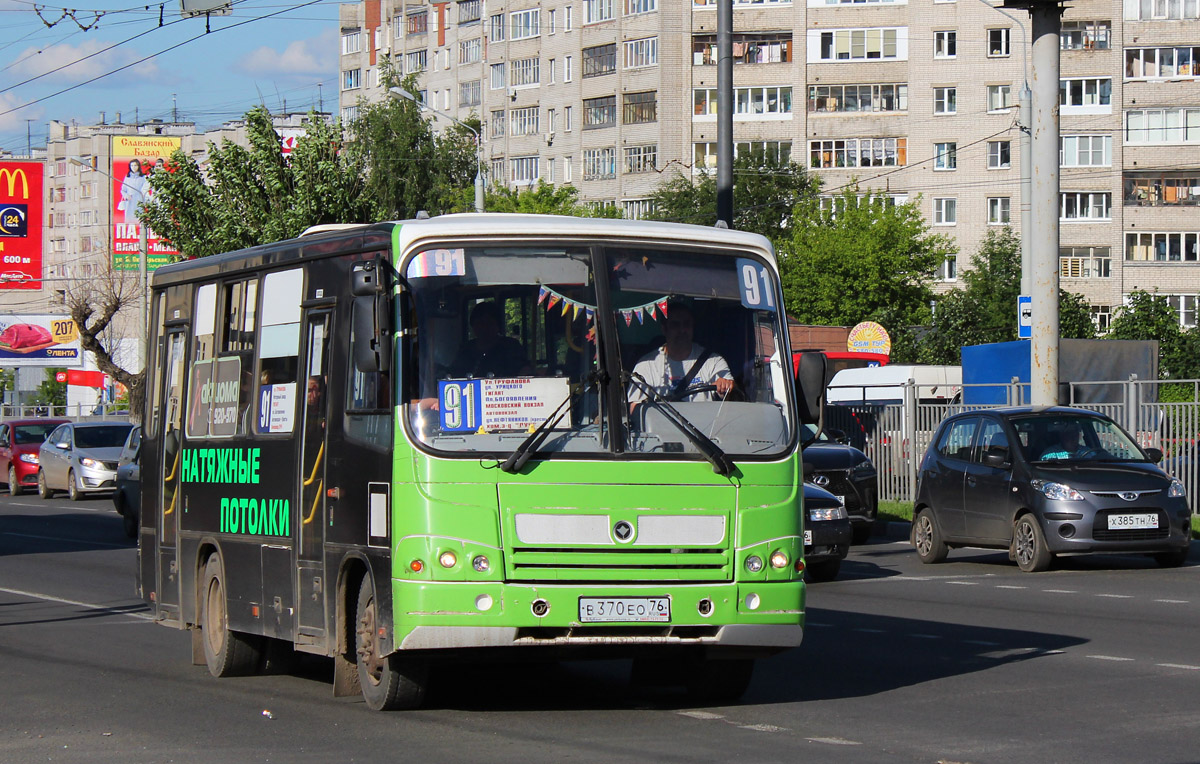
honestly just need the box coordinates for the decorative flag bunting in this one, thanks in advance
[538,286,548,305]
[535,285,670,328]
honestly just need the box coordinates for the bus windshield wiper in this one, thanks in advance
[499,371,601,474]
[625,371,736,477]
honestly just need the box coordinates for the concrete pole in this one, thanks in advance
[716,0,733,227]
[1029,3,1061,405]
[1019,86,1032,295]
[139,219,149,373]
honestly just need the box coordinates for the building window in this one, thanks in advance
[583,44,617,77]
[1061,246,1111,278]
[459,37,482,64]
[510,56,540,86]
[1060,135,1111,167]
[510,9,540,40]
[934,197,957,225]
[490,13,506,40]
[491,157,505,182]
[565,105,573,131]
[1124,0,1199,19]
[510,106,540,136]
[987,141,1011,169]
[987,28,1010,57]
[812,28,903,62]
[695,86,793,117]
[933,87,956,114]
[342,68,361,90]
[404,50,427,74]
[934,142,957,170]
[1061,20,1110,49]
[583,147,617,179]
[460,80,481,106]
[565,5,573,29]
[940,255,957,281]
[565,55,574,81]
[1124,172,1200,205]
[342,31,362,55]
[491,109,506,138]
[988,197,1011,224]
[807,83,906,113]
[564,155,573,182]
[623,37,658,68]
[1091,305,1111,333]
[623,91,657,124]
[1126,46,1200,80]
[1167,295,1199,327]
[1125,232,1200,262]
[623,199,655,220]
[510,156,540,185]
[583,95,617,128]
[1061,192,1112,221]
[548,9,556,32]
[696,141,792,169]
[1059,78,1112,112]
[458,0,482,24]
[626,0,657,14]
[1125,108,1200,145]
[490,63,506,89]
[546,157,555,182]
[407,11,428,35]
[585,0,615,23]
[934,30,957,58]
[341,105,359,122]
[694,33,792,65]
[987,84,1013,112]
[809,138,906,168]
[624,144,658,173]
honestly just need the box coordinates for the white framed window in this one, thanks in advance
[460,80,481,106]
[1124,0,1200,21]
[940,255,957,281]
[404,49,427,73]
[1061,192,1112,221]
[583,147,617,179]
[623,37,658,68]
[342,31,362,55]
[622,199,655,220]
[565,105,573,131]
[807,83,906,113]
[564,155,573,182]
[1060,135,1111,166]
[934,197,957,225]
[988,197,1011,224]
[565,5,573,29]
[490,63,506,89]
[1125,108,1200,144]
[934,142,957,170]
[624,144,658,173]
[810,28,906,62]
[510,156,540,185]
[341,105,359,122]
[510,56,540,86]
[695,141,792,170]
[583,95,617,129]
[490,157,505,182]
[1125,232,1200,263]
[694,86,793,118]
[342,68,361,90]
[809,137,906,168]
[549,58,556,83]
[490,13,506,41]
[1061,20,1110,49]
[510,106,540,136]
[510,9,540,40]
[1126,46,1200,80]
[548,8,556,32]
[1168,295,1200,327]
[547,108,557,133]
[1059,77,1112,114]
[546,157,556,183]
[987,28,1010,57]
[987,84,1013,112]
[934,30,957,58]
[933,87,956,114]
[585,0,615,23]
[627,0,657,14]
[987,140,1011,169]
[565,55,574,81]
[459,37,482,64]
[491,109,506,138]
[623,91,657,124]
[458,0,482,24]
[1062,246,1112,278]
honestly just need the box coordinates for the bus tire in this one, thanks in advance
[201,554,263,677]
[685,657,755,705]
[355,579,427,711]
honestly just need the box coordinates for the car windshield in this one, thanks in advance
[74,425,134,449]
[1011,414,1145,463]
[13,424,58,445]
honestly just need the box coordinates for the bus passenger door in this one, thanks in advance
[297,312,332,637]
[158,330,187,616]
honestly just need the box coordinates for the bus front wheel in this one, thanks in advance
[355,579,427,711]
[200,554,263,677]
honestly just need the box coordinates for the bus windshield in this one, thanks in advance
[404,242,792,460]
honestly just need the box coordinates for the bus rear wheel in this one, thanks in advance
[355,579,427,711]
[200,554,263,677]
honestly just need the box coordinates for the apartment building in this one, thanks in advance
[340,0,1199,330]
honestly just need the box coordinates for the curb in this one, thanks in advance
[874,520,912,540]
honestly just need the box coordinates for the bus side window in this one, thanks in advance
[256,269,304,434]
[185,283,218,439]
[221,278,258,436]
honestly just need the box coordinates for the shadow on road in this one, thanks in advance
[0,511,134,556]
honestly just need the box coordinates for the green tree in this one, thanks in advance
[647,149,819,242]
[1107,290,1200,381]
[485,181,621,217]
[31,368,66,409]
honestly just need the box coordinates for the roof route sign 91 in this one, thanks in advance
[1018,295,1032,339]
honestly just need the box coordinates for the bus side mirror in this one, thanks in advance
[796,352,826,427]
[351,259,394,374]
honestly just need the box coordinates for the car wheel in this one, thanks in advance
[806,558,842,582]
[37,469,53,500]
[67,469,83,501]
[912,508,948,564]
[851,521,872,545]
[1154,542,1189,568]
[1013,515,1053,573]
[201,554,263,677]
[356,578,427,711]
[8,466,21,496]
[122,505,138,540]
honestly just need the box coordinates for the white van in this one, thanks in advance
[826,365,963,406]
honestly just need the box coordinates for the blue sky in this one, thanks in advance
[0,0,340,152]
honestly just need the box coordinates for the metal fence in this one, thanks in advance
[0,403,132,421]
[826,378,1200,509]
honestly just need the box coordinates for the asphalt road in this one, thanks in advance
[2,494,1198,764]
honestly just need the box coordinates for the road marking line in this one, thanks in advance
[738,724,785,733]
[1043,589,1077,594]
[946,581,979,586]
[2,531,128,549]
[806,737,862,746]
[1157,663,1200,671]
[963,640,1001,647]
[995,585,1026,589]
[1096,594,1133,599]
[677,711,725,720]
[0,586,152,620]
[1087,655,1134,662]
[1156,599,1189,604]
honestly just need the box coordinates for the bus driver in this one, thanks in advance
[628,302,734,407]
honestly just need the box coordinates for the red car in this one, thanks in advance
[0,418,69,495]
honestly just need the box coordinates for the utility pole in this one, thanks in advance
[716,0,733,227]
[25,119,35,156]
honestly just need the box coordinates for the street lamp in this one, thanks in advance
[388,86,485,213]
[69,156,149,373]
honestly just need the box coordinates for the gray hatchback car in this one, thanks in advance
[913,407,1192,572]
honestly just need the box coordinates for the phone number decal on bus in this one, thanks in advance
[579,596,670,623]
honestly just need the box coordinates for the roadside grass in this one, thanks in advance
[881,501,1200,540]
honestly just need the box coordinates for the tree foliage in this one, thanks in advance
[485,180,622,217]
[647,150,819,243]
[1107,290,1200,380]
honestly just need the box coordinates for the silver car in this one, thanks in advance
[38,421,133,501]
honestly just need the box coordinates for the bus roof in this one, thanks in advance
[151,214,776,288]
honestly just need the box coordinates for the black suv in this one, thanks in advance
[913,407,1191,572]
[802,424,878,543]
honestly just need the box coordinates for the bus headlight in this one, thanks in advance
[744,555,763,573]
[438,551,457,568]
[769,550,789,569]
[472,555,490,572]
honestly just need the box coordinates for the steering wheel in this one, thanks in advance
[1075,447,1102,459]
[669,383,718,402]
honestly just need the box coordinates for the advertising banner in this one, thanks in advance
[111,135,181,271]
[0,314,82,367]
[0,160,43,290]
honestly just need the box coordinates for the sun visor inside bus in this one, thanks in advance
[606,250,742,300]
[463,253,589,287]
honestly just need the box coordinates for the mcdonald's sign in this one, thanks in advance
[0,161,43,291]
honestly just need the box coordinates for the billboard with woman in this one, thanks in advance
[111,135,181,271]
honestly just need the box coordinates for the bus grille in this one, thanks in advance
[506,547,732,582]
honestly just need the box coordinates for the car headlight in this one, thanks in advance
[1169,479,1186,498]
[809,505,847,522]
[80,457,100,469]
[1030,479,1084,501]
[17,453,38,464]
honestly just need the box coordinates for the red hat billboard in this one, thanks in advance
[0,161,43,290]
